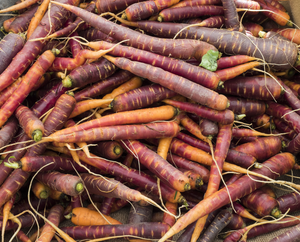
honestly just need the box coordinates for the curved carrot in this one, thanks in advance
[27,0,51,39]
[0,0,40,13]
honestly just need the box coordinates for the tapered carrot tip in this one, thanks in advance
[62,76,72,88]
[33,130,43,142]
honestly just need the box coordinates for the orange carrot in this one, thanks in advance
[32,181,51,199]
[1,195,16,242]
[27,0,51,39]
[0,0,40,13]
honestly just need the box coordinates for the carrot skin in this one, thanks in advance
[273,118,297,140]
[0,116,18,149]
[233,136,282,161]
[0,0,79,93]
[74,70,134,102]
[222,0,242,31]
[269,223,300,242]
[177,132,256,168]
[227,96,266,116]
[111,84,176,112]
[88,41,221,90]
[79,28,115,42]
[0,33,25,75]
[96,0,145,14]
[199,118,219,137]
[61,222,170,240]
[36,171,83,196]
[90,141,124,160]
[122,139,191,192]
[217,55,256,70]
[158,152,295,241]
[129,202,153,224]
[225,214,246,230]
[171,0,222,8]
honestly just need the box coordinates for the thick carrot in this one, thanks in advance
[158,152,295,241]
[2,17,16,32]
[61,222,170,240]
[27,0,51,39]
[111,84,176,112]
[222,0,244,32]
[15,105,44,142]
[0,116,18,150]
[269,223,300,242]
[171,0,221,8]
[162,99,234,124]
[0,49,58,129]
[122,139,191,192]
[87,40,221,90]
[226,214,246,230]
[32,181,51,199]
[198,118,219,138]
[227,96,266,116]
[75,71,133,103]
[0,0,79,93]
[36,171,83,196]
[90,141,124,160]
[70,207,121,226]
[48,105,177,137]
[0,33,25,75]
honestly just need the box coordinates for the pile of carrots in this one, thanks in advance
[0,0,300,241]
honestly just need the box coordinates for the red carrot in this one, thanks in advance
[90,141,124,160]
[226,213,246,230]
[0,116,18,150]
[194,16,225,28]
[15,105,44,142]
[158,152,295,241]
[217,55,257,70]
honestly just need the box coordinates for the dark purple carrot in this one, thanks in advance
[158,5,224,22]
[6,4,39,33]
[0,33,25,75]
[217,55,257,70]
[241,187,281,218]
[177,132,257,168]
[221,0,243,32]
[194,16,225,28]
[90,141,123,160]
[122,139,191,192]
[266,101,300,134]
[50,2,219,64]
[198,118,219,138]
[96,0,145,14]
[117,20,297,71]
[269,223,300,242]
[0,0,78,93]
[61,222,170,240]
[285,132,300,154]
[226,213,246,230]
[0,116,18,150]
[36,171,83,197]
[227,96,266,116]
[274,118,297,140]
[284,80,300,96]
[128,202,153,224]
[277,191,300,214]
[232,136,282,161]
[171,0,222,8]
[69,31,82,57]
[163,99,236,124]
[86,40,222,90]
[158,152,295,242]
[79,28,115,42]
[110,84,176,112]
[279,80,300,116]
[2,17,16,32]
[74,70,133,102]
[104,55,228,110]
[15,105,44,142]
[219,75,283,101]
[198,209,233,242]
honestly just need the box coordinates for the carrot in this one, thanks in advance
[269,223,300,242]
[61,222,170,240]
[234,0,261,12]
[16,230,31,242]
[36,204,64,242]
[180,169,203,190]
[27,0,51,39]
[122,139,191,192]
[171,0,221,8]
[79,28,114,43]
[158,152,295,241]
[68,98,113,118]
[0,0,79,93]
[96,0,145,14]
[49,189,67,201]
[198,118,219,138]
[2,17,16,32]
[215,61,261,81]
[36,171,83,197]
[48,105,178,137]
[162,202,177,240]
[193,16,225,28]
[0,0,40,13]
[241,187,281,218]
[90,141,124,160]
[221,0,244,32]
[32,181,51,199]
[15,105,44,142]
[230,201,263,222]
[226,214,246,230]
[0,49,58,129]
[1,195,16,242]
[74,70,134,102]
[0,33,25,75]
[70,207,121,226]
[0,116,18,150]
[110,84,176,112]
[123,0,180,21]
[163,99,235,124]
[217,55,257,70]
[284,79,300,96]
[227,96,266,116]
[273,118,297,140]
[243,22,264,37]
[157,5,224,22]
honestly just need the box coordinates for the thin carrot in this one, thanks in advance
[0,0,40,13]
[1,195,16,242]
[27,0,51,39]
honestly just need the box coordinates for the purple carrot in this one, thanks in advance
[87,40,222,90]
[61,222,170,240]
[90,141,123,160]
[0,33,25,75]
[36,171,83,196]
[0,116,18,149]
[177,132,257,168]
[6,4,39,33]
[74,70,134,102]
[199,118,219,138]
[227,96,266,116]
[226,213,246,230]
[277,192,300,214]
[245,114,273,130]
[217,55,256,69]
[158,5,224,22]
[196,16,225,28]
[274,118,297,140]
[222,0,243,32]
[79,28,114,42]
[269,223,300,242]
[233,136,282,161]
[128,202,153,224]
[62,57,117,88]
[0,0,79,92]
[96,0,145,14]
[219,76,283,100]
